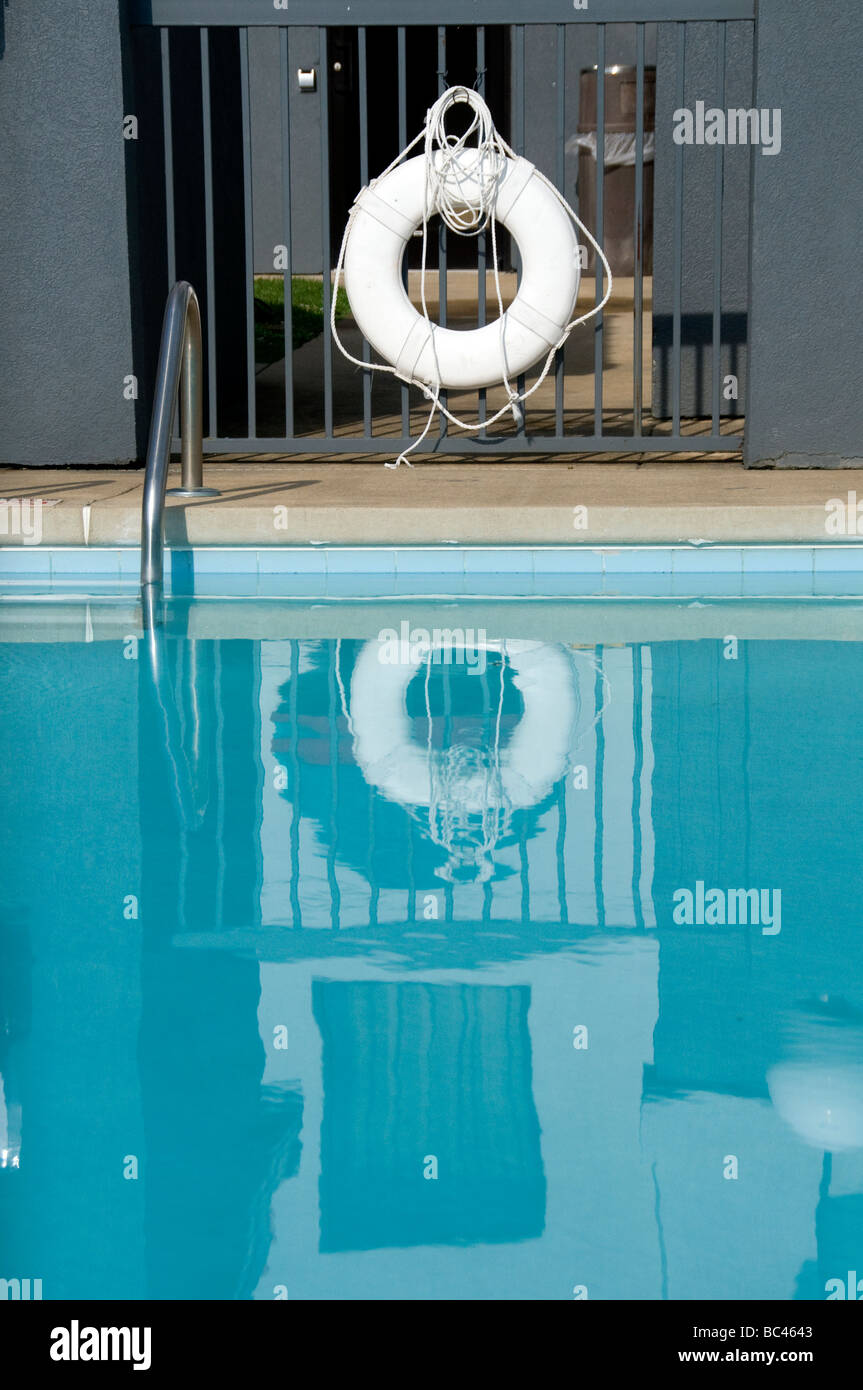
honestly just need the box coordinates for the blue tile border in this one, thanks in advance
[4,544,863,589]
[604,547,674,574]
[672,547,742,575]
[813,547,863,573]
[463,548,533,574]
[326,547,396,575]
[51,548,121,576]
[533,547,602,575]
[395,547,464,574]
[259,547,325,574]
[0,547,52,575]
[742,547,814,575]
[187,547,258,575]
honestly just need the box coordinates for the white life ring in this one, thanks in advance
[349,637,579,813]
[343,151,581,392]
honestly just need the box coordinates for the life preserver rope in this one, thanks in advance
[331,85,613,468]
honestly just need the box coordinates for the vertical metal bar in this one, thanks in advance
[672,21,686,438]
[437,28,449,439]
[161,24,178,454]
[200,30,218,439]
[279,27,295,438]
[397,26,410,438]
[179,291,204,490]
[239,29,256,438]
[555,23,566,437]
[514,22,526,434]
[319,28,334,438]
[594,24,606,436]
[476,26,487,435]
[633,23,645,437]
[358,27,372,436]
[160,28,176,291]
[711,20,727,434]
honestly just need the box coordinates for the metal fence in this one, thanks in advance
[128,2,755,459]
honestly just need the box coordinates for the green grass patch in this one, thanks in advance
[254,276,350,364]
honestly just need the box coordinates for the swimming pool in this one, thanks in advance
[2,594,862,1301]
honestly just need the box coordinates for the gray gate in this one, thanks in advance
[127,1,755,459]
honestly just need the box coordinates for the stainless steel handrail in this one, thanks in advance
[140,281,218,590]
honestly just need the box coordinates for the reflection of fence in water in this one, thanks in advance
[260,638,656,931]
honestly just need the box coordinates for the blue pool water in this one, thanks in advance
[1,597,863,1301]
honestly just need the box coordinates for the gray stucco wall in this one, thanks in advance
[744,0,863,466]
[0,2,137,466]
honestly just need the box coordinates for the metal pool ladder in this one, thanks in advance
[140,281,218,591]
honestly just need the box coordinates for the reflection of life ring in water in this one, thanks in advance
[349,637,581,883]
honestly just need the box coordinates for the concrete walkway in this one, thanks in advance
[1,462,861,546]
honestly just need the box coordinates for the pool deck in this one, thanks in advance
[1,461,862,547]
